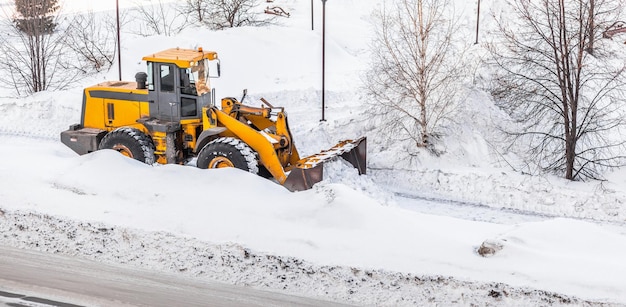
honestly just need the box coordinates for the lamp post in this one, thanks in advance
[320,0,327,122]
[475,0,481,44]
[311,0,314,30]
[116,0,122,81]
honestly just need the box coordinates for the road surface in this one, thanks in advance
[0,246,350,307]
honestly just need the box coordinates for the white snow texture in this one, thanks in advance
[1,0,626,306]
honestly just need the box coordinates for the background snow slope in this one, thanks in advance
[1,0,626,305]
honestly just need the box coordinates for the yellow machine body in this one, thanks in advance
[61,48,366,191]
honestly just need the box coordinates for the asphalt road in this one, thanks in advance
[0,246,350,307]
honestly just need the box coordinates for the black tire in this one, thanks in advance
[196,137,259,174]
[98,127,155,164]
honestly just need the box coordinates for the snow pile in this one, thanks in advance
[1,138,626,305]
[375,167,626,225]
[0,210,609,306]
[0,90,82,139]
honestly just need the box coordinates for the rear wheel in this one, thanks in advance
[196,137,259,174]
[98,127,155,164]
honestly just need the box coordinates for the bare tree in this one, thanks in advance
[0,0,77,94]
[180,0,212,25]
[181,0,271,30]
[363,0,467,153]
[64,11,120,73]
[487,0,626,180]
[133,0,188,36]
[209,0,258,29]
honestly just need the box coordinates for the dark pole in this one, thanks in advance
[475,0,481,44]
[311,0,314,30]
[116,0,122,80]
[321,0,326,122]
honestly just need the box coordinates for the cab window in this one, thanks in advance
[160,65,174,92]
[146,62,154,90]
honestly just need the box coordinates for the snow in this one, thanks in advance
[1,0,626,306]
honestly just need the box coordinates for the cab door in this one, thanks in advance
[155,63,180,122]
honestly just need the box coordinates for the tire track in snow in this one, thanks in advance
[0,129,57,141]
[394,190,626,229]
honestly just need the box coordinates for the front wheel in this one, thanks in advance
[196,137,259,174]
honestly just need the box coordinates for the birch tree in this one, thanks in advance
[364,0,467,154]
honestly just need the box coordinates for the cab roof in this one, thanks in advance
[142,47,218,68]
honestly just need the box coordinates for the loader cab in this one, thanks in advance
[142,48,220,122]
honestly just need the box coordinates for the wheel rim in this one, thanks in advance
[208,156,234,168]
[112,144,133,158]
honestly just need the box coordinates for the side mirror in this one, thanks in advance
[209,60,221,78]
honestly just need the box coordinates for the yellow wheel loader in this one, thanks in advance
[60,47,366,191]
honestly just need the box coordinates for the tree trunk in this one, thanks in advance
[588,0,595,54]
[417,0,428,146]
[565,132,576,179]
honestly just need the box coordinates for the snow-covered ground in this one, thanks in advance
[1,0,626,306]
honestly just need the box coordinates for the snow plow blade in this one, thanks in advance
[283,137,366,192]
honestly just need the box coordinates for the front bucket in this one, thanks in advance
[283,164,324,192]
[282,137,367,192]
[339,137,366,175]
